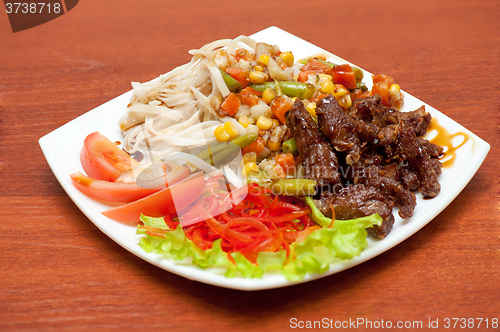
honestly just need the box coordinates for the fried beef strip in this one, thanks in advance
[349,95,399,127]
[350,95,432,136]
[285,99,340,187]
[396,120,441,198]
[396,105,432,136]
[315,95,364,165]
[320,185,395,239]
[285,92,443,239]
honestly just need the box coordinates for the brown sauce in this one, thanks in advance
[122,148,144,163]
[427,118,470,168]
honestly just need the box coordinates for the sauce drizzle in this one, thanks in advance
[427,118,470,168]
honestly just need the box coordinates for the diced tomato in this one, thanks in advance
[102,172,206,224]
[70,172,161,203]
[238,87,259,107]
[220,92,241,116]
[372,82,391,106]
[234,48,254,62]
[300,59,332,74]
[245,86,263,96]
[372,74,395,85]
[226,67,250,89]
[271,96,293,124]
[275,153,296,175]
[80,132,139,182]
[241,137,265,157]
[331,64,357,90]
[371,74,395,106]
[298,70,315,83]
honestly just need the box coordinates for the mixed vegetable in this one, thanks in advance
[211,42,404,185]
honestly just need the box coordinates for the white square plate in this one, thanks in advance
[39,26,490,291]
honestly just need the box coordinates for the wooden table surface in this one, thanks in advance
[1,0,499,330]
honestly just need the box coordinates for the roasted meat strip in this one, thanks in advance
[316,95,364,165]
[285,99,340,187]
[320,185,395,239]
[397,120,441,198]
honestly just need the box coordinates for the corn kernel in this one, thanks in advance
[256,115,273,130]
[223,121,239,139]
[306,102,317,117]
[257,54,270,66]
[267,140,281,151]
[243,152,257,164]
[279,52,294,67]
[238,115,251,128]
[388,83,402,104]
[254,65,264,72]
[214,124,230,142]
[318,74,333,82]
[262,87,276,104]
[338,95,352,109]
[242,162,259,177]
[332,85,348,99]
[272,119,280,129]
[320,81,335,94]
[249,71,269,84]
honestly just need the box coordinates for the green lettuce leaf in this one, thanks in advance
[304,196,332,227]
[136,213,382,281]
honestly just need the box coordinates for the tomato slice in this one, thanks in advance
[81,132,139,182]
[70,172,161,203]
[102,172,206,223]
[71,161,189,203]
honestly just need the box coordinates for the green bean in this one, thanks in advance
[249,81,315,100]
[231,132,258,149]
[197,133,257,166]
[282,137,297,154]
[350,82,368,92]
[246,170,273,188]
[220,69,242,93]
[274,79,283,97]
[271,179,317,196]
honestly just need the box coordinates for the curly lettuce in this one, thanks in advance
[137,211,382,281]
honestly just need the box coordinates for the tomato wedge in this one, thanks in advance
[81,132,139,182]
[102,172,206,223]
[70,172,162,203]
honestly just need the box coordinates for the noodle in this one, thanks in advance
[120,36,257,160]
